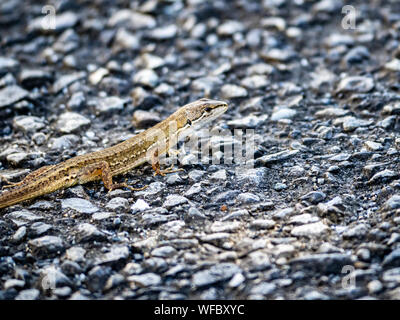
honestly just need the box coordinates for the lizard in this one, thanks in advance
[0,98,228,209]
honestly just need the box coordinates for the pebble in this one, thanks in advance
[147,25,178,40]
[94,96,126,114]
[131,199,150,214]
[291,221,329,237]
[163,195,188,209]
[220,84,248,99]
[15,289,40,300]
[250,282,276,296]
[114,28,140,50]
[368,169,397,184]
[217,20,244,36]
[108,10,156,29]
[301,191,326,204]
[257,150,299,165]
[0,85,29,108]
[28,236,64,256]
[61,198,99,214]
[271,107,297,121]
[250,219,275,230]
[128,273,162,287]
[132,110,161,128]
[383,195,400,210]
[133,69,159,88]
[66,246,86,262]
[13,116,46,133]
[95,245,130,265]
[341,116,373,132]
[105,197,129,211]
[75,223,106,243]
[192,263,242,287]
[52,72,86,94]
[336,76,374,93]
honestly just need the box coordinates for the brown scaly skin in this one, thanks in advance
[0,98,228,209]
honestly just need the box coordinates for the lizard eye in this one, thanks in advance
[204,107,213,113]
[187,119,192,125]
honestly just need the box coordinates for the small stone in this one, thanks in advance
[217,20,244,36]
[0,57,18,73]
[364,141,383,151]
[66,246,86,262]
[147,25,177,40]
[315,107,349,118]
[301,191,326,204]
[341,116,373,132]
[13,116,46,133]
[291,221,329,237]
[210,221,241,233]
[131,199,150,214]
[368,169,397,184]
[221,84,248,99]
[0,85,29,108]
[29,222,52,236]
[95,246,130,265]
[15,289,40,300]
[114,28,140,50]
[290,253,352,274]
[132,110,161,128]
[28,236,64,256]
[382,249,400,268]
[228,273,245,288]
[6,152,29,166]
[52,72,86,94]
[271,107,297,121]
[343,46,370,65]
[67,92,86,109]
[240,75,268,89]
[163,195,188,209]
[105,197,129,211]
[151,246,177,258]
[4,279,25,290]
[56,112,91,133]
[75,223,106,242]
[95,96,126,114]
[257,150,299,165]
[383,195,400,210]
[250,219,275,229]
[89,68,109,85]
[12,226,27,242]
[108,10,156,29]
[385,59,400,71]
[128,273,161,287]
[133,69,159,88]
[210,169,227,181]
[228,114,268,129]
[250,282,276,296]
[192,263,242,287]
[343,224,369,239]
[289,214,320,225]
[61,198,99,214]
[237,192,260,204]
[336,76,374,93]
[367,280,383,294]
[138,53,165,69]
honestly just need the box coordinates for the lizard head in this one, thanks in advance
[183,98,228,129]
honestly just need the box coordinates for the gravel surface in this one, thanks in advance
[1,0,400,300]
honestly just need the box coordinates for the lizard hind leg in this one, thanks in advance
[77,161,147,192]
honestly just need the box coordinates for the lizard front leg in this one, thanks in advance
[78,161,146,191]
[151,149,184,177]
